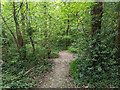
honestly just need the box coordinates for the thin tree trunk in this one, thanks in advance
[30,36,35,55]
[13,2,23,48]
[47,14,52,58]
[1,14,21,60]
[21,1,26,58]
[13,1,23,60]
[66,2,70,47]
[21,2,26,45]
[66,15,69,47]
[26,1,35,55]
[43,2,49,58]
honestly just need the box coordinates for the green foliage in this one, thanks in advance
[68,46,78,53]
[56,46,68,51]
[70,59,79,78]
[57,35,73,47]
[2,57,52,88]
[1,1,120,88]
[70,2,120,88]
[50,52,59,58]
[70,27,119,88]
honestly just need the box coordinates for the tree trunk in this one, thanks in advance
[43,3,50,58]
[66,2,70,47]
[26,1,35,55]
[1,14,22,61]
[66,15,69,47]
[13,2,23,48]
[92,2,103,34]
[116,11,120,51]
[29,36,35,55]
[13,2,23,60]
[115,5,120,80]
[91,2,103,66]
[47,13,52,59]
[21,2,26,58]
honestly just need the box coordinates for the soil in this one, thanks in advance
[36,50,77,88]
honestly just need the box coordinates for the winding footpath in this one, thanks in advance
[37,50,77,88]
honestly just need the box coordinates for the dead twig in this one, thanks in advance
[23,67,35,76]
[23,65,43,76]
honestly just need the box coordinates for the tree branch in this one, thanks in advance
[0,14,18,46]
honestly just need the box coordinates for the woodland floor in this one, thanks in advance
[36,50,77,88]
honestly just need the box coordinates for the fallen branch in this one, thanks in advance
[23,67,35,76]
[23,65,43,76]
[36,66,43,70]
[8,66,43,83]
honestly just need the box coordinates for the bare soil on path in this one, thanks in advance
[36,50,77,88]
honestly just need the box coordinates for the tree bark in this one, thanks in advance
[91,2,103,66]
[115,5,120,79]
[26,1,35,55]
[1,14,22,60]
[116,11,120,51]
[92,2,103,34]
[91,2,103,47]
[30,36,35,55]
[21,3,26,45]
[13,2,24,60]
[13,2,23,48]
[66,15,69,47]
[66,2,70,47]
[21,1,26,58]
[43,3,50,58]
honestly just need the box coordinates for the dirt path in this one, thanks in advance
[37,50,77,88]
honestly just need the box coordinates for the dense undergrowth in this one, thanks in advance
[69,2,120,88]
[1,1,120,89]
[2,48,53,88]
[2,41,64,88]
[2,41,69,88]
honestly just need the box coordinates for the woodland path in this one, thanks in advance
[36,50,77,88]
